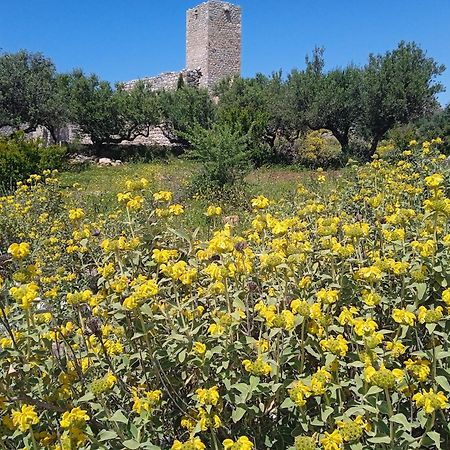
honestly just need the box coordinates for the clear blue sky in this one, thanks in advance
[1,0,449,105]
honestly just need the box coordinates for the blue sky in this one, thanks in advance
[1,0,449,105]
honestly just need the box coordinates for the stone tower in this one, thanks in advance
[186,1,242,89]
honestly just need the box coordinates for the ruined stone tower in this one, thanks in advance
[186,1,242,89]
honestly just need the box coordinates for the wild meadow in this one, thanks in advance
[1,139,450,449]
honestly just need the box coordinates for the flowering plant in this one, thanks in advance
[1,141,450,449]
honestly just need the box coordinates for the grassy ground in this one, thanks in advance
[59,158,344,232]
[60,159,311,197]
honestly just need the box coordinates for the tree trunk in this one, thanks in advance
[335,132,349,155]
[47,126,58,145]
[368,135,381,158]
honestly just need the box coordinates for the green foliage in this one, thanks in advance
[361,41,445,155]
[65,72,160,147]
[185,122,251,192]
[416,105,450,153]
[295,129,342,167]
[2,140,450,449]
[0,43,446,169]
[285,43,445,161]
[0,50,68,140]
[158,86,215,146]
[0,133,66,190]
[215,74,288,165]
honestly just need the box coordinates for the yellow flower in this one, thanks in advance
[193,341,206,356]
[152,248,178,264]
[125,178,149,191]
[320,335,349,357]
[417,306,443,324]
[392,308,416,326]
[223,436,253,450]
[8,242,30,260]
[311,366,332,395]
[153,190,173,202]
[352,318,378,336]
[207,205,222,216]
[321,430,343,450]
[364,364,404,389]
[198,407,221,431]
[291,299,310,317]
[316,288,339,305]
[404,358,430,382]
[11,404,39,433]
[425,173,444,188]
[132,388,161,414]
[342,222,369,239]
[127,195,144,210]
[169,204,184,216]
[242,356,271,377]
[91,372,117,395]
[254,339,270,353]
[171,437,205,450]
[413,388,448,414]
[10,282,39,310]
[361,290,381,307]
[294,436,316,450]
[251,195,270,209]
[68,208,85,221]
[355,266,382,283]
[208,323,225,336]
[60,407,89,429]
[289,381,311,407]
[385,340,407,357]
[338,306,358,325]
[298,276,312,289]
[336,416,369,442]
[196,386,219,406]
[442,288,450,306]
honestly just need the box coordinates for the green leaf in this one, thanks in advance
[349,443,363,450]
[98,430,118,441]
[365,386,383,396]
[110,410,129,424]
[78,392,95,402]
[427,431,441,449]
[123,439,141,449]
[436,375,450,392]
[178,348,187,363]
[367,436,392,444]
[415,283,427,301]
[321,406,334,421]
[390,413,411,432]
[280,397,295,409]
[232,406,246,422]
[140,303,153,317]
[249,376,260,390]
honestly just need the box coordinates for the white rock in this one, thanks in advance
[98,158,113,166]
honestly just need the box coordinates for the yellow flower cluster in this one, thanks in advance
[1,139,450,449]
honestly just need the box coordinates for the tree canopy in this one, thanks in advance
[0,43,446,161]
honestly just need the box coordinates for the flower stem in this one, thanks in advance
[384,388,395,444]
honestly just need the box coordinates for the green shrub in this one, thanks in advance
[185,122,251,194]
[295,129,342,167]
[0,133,67,190]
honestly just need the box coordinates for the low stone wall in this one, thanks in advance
[1,124,175,148]
[123,68,202,92]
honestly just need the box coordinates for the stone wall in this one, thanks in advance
[186,1,242,89]
[123,68,202,92]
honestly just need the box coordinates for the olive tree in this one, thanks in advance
[361,41,445,156]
